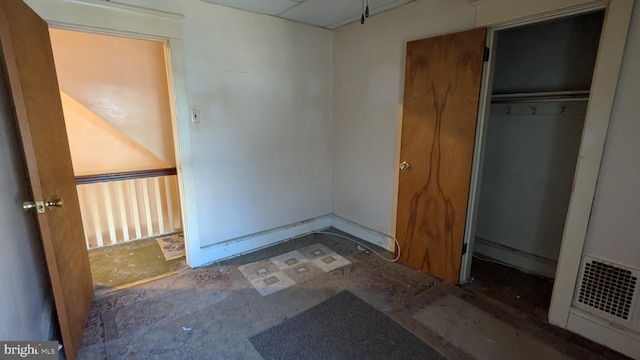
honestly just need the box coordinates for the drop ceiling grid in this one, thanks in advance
[280,0,411,28]
[199,0,302,17]
[199,0,412,29]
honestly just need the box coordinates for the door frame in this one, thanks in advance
[460,0,634,330]
[24,0,201,266]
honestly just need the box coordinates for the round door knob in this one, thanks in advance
[399,161,410,170]
[45,198,64,208]
[23,201,36,210]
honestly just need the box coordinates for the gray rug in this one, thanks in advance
[249,291,444,360]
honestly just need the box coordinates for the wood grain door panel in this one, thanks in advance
[0,1,94,358]
[396,28,487,284]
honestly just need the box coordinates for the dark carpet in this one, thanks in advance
[249,290,444,360]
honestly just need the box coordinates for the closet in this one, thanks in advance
[470,11,605,286]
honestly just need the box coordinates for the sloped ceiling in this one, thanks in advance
[199,0,414,29]
[60,91,171,176]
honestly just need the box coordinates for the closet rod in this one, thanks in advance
[491,90,590,104]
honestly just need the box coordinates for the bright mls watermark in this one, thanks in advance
[0,342,58,359]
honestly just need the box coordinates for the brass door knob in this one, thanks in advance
[45,198,64,208]
[23,200,46,213]
[23,201,36,210]
[399,161,411,170]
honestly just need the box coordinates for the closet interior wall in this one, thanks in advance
[474,11,605,278]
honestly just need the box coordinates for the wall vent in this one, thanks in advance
[575,256,639,323]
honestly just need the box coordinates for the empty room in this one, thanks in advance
[0,0,638,359]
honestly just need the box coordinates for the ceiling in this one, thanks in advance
[199,0,414,29]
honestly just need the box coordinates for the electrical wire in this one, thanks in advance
[360,0,370,24]
[296,230,401,262]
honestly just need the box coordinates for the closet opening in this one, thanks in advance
[462,10,606,321]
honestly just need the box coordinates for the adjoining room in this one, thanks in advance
[49,28,187,293]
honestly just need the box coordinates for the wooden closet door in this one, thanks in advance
[0,1,94,358]
[396,28,486,283]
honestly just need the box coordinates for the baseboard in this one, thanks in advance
[567,308,640,359]
[191,214,332,267]
[330,214,395,252]
[473,237,557,278]
[190,214,396,267]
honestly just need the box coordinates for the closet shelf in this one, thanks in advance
[491,90,590,104]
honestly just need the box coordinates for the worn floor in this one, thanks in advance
[462,255,555,322]
[88,235,187,293]
[78,229,629,360]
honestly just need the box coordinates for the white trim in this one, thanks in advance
[72,0,184,20]
[549,0,634,328]
[190,214,399,267]
[163,38,201,268]
[489,3,608,30]
[330,214,396,251]
[191,215,333,267]
[24,0,182,39]
[460,29,496,283]
[26,0,202,268]
[473,238,558,279]
[474,0,609,28]
[567,308,640,359]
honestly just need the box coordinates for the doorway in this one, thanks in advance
[49,28,187,293]
[463,10,605,320]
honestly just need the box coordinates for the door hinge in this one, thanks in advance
[462,243,468,255]
[483,47,490,62]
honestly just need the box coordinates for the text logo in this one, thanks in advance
[0,342,58,359]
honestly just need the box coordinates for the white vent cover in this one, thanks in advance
[575,255,639,324]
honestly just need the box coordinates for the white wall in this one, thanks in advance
[50,28,176,170]
[583,2,640,269]
[491,11,604,93]
[60,91,171,176]
[475,102,586,275]
[568,2,640,354]
[332,0,475,236]
[0,52,53,341]
[100,0,334,248]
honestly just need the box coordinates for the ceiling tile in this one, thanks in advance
[279,0,411,28]
[279,0,360,27]
[200,0,301,16]
[326,0,412,28]
[198,0,413,28]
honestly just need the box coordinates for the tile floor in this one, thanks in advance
[77,229,630,360]
[238,243,351,296]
